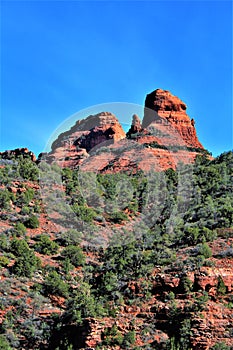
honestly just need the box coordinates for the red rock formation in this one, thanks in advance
[41,89,206,171]
[142,89,203,149]
[0,148,36,162]
[42,112,126,168]
[126,114,142,138]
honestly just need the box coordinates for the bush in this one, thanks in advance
[72,204,96,223]
[25,215,39,229]
[122,330,136,347]
[43,271,69,297]
[198,243,212,259]
[13,222,27,236]
[0,335,12,350]
[61,245,85,267]
[17,158,39,181]
[217,276,227,295]
[210,342,231,350]
[108,210,128,223]
[0,255,10,267]
[20,206,30,215]
[0,189,11,210]
[10,238,41,277]
[12,253,41,277]
[34,234,59,255]
[10,238,30,256]
[57,229,82,246]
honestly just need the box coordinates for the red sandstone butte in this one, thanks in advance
[142,89,203,149]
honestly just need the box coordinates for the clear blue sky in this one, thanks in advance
[1,0,232,157]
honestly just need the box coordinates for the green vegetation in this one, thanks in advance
[43,271,69,297]
[211,342,231,350]
[0,151,232,349]
[10,238,41,277]
[25,215,40,229]
[33,234,59,255]
[61,245,85,267]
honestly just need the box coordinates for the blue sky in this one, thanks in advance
[1,0,232,157]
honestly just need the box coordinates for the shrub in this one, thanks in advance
[198,243,212,259]
[12,253,41,278]
[10,238,41,277]
[0,189,11,210]
[13,222,27,236]
[72,204,96,223]
[0,335,12,350]
[108,210,128,223]
[34,234,59,255]
[61,245,85,267]
[25,215,39,229]
[57,229,82,246]
[43,271,69,297]
[10,238,30,256]
[122,330,136,347]
[217,276,226,295]
[210,342,231,350]
[17,158,39,181]
[0,256,10,267]
[20,206,30,215]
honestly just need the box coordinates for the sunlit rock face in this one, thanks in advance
[142,89,203,149]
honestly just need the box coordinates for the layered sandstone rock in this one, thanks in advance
[40,112,126,168]
[39,89,206,171]
[142,89,203,149]
[126,114,142,138]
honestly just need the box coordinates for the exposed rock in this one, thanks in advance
[142,89,204,148]
[194,267,233,294]
[51,112,125,152]
[0,148,36,162]
[126,114,142,138]
[42,112,126,168]
[40,89,206,171]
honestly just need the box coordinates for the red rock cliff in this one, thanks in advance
[41,112,126,168]
[142,89,203,149]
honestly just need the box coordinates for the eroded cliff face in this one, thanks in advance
[39,89,206,171]
[40,112,126,168]
[142,89,203,149]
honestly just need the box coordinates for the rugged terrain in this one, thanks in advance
[39,89,207,172]
[0,89,232,350]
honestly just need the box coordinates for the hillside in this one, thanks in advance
[0,89,232,350]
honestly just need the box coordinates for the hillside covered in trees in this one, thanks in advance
[0,150,232,349]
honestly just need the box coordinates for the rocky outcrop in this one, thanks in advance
[142,89,203,149]
[41,112,126,168]
[0,148,36,162]
[126,114,142,138]
[40,89,206,171]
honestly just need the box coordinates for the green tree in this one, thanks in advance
[10,238,41,277]
[34,234,59,255]
[198,243,212,259]
[64,282,105,324]
[17,157,39,181]
[0,189,12,210]
[217,276,226,295]
[13,222,27,236]
[61,245,85,267]
[44,271,69,297]
[57,229,82,246]
[0,255,10,267]
[25,215,39,229]
[122,330,136,347]
[0,335,12,350]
